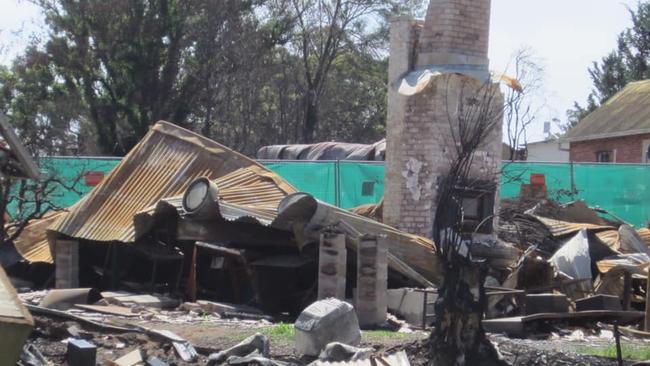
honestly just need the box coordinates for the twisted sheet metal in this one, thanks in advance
[48,121,296,243]
[639,228,650,247]
[8,211,66,264]
[533,215,614,237]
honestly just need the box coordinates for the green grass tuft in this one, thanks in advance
[576,344,650,361]
[264,322,295,339]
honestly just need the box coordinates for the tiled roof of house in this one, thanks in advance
[565,80,650,141]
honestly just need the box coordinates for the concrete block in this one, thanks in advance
[525,293,569,315]
[355,236,388,327]
[318,232,346,300]
[575,295,623,312]
[67,338,96,366]
[294,298,361,356]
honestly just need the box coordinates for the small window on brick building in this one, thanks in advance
[596,151,612,163]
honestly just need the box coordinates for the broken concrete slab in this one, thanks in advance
[39,288,101,310]
[226,355,292,366]
[207,333,269,365]
[110,348,144,366]
[294,298,361,356]
[318,342,373,362]
[102,292,179,309]
[310,350,410,366]
[196,300,263,316]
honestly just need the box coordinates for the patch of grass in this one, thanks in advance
[576,344,650,361]
[264,322,295,339]
[362,330,417,341]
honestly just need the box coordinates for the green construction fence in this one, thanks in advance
[10,158,650,228]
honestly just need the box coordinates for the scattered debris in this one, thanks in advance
[317,342,373,362]
[0,265,34,365]
[207,333,269,365]
[66,338,96,366]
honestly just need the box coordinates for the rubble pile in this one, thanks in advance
[0,121,649,364]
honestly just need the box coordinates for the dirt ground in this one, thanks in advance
[26,314,649,365]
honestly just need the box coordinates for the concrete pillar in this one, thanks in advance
[318,232,347,300]
[55,239,79,288]
[356,235,388,327]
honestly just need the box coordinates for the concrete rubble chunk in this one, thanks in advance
[318,342,373,362]
[207,333,269,366]
[294,298,361,356]
[226,355,292,366]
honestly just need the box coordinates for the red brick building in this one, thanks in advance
[565,80,650,163]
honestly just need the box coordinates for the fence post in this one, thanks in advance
[335,160,341,207]
[569,160,577,198]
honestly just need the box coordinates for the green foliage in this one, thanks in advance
[576,344,650,361]
[0,0,403,156]
[569,1,650,128]
[264,323,295,339]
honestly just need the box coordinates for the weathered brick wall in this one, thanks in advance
[389,75,502,238]
[417,0,491,65]
[384,0,500,239]
[570,133,650,163]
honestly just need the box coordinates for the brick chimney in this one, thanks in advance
[383,0,502,239]
[417,0,491,67]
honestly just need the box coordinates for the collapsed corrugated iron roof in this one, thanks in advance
[48,121,296,242]
[138,188,441,286]
[9,211,65,264]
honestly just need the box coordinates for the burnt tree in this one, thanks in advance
[429,76,508,366]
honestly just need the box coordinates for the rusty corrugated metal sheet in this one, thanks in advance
[48,121,296,243]
[8,211,67,264]
[134,166,293,236]
[639,228,650,247]
[533,215,613,237]
[597,228,650,252]
[595,229,619,251]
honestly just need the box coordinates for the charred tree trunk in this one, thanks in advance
[302,92,318,143]
[429,249,507,366]
[428,78,507,366]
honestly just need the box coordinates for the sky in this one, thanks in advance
[0,0,640,142]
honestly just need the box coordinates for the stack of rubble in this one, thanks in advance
[482,197,650,336]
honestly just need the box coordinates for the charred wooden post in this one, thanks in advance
[318,231,347,300]
[356,234,388,327]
